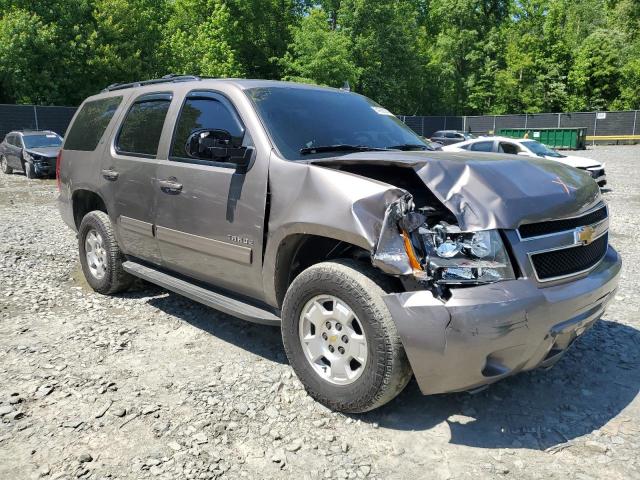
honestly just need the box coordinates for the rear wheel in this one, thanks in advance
[281,259,412,413]
[0,155,12,174]
[78,210,133,294]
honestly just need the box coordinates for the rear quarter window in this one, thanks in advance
[64,96,123,151]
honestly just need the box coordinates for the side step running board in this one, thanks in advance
[123,261,281,326]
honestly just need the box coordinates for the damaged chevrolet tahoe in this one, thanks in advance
[58,77,621,412]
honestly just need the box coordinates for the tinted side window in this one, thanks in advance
[499,142,520,155]
[65,96,123,151]
[433,131,443,137]
[117,96,172,157]
[470,141,494,152]
[171,95,244,159]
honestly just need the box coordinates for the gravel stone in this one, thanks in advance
[0,146,639,479]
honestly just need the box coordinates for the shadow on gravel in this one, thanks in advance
[110,282,640,451]
[358,319,640,450]
[133,287,287,365]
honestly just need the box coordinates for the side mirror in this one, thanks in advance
[185,129,253,173]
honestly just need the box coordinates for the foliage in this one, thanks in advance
[0,0,637,113]
[280,8,360,89]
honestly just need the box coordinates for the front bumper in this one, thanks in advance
[33,160,57,176]
[383,246,621,395]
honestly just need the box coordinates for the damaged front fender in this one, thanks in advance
[262,156,412,306]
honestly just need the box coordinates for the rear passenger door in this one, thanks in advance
[102,93,173,265]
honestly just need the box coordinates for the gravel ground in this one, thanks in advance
[0,145,639,480]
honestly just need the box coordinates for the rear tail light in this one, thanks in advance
[56,150,63,191]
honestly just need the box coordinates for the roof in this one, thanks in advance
[101,74,342,94]
[462,136,533,143]
[10,130,57,136]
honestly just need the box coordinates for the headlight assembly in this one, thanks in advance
[404,222,516,285]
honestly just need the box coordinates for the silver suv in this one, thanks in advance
[58,76,621,412]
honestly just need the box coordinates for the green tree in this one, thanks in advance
[339,0,427,113]
[0,8,60,104]
[87,0,169,86]
[163,0,241,78]
[567,29,623,110]
[281,7,360,88]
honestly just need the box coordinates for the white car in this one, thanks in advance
[443,136,607,187]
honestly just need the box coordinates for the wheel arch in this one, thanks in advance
[72,189,108,229]
[267,230,392,309]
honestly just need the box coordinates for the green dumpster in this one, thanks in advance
[498,128,587,150]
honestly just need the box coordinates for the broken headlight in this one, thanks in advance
[410,223,515,285]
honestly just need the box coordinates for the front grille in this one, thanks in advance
[531,233,608,281]
[589,169,605,178]
[518,205,607,239]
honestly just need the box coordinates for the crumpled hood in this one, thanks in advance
[27,147,60,158]
[309,151,602,231]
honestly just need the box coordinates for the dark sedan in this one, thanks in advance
[0,130,62,178]
[430,130,476,146]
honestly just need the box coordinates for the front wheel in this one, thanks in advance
[24,161,36,179]
[281,260,412,413]
[1,155,12,174]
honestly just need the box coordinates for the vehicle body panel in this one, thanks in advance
[57,78,621,397]
[309,151,601,231]
[383,245,620,394]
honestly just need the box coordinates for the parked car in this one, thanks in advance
[58,77,621,413]
[0,130,62,178]
[443,136,607,187]
[430,130,476,145]
[421,138,443,150]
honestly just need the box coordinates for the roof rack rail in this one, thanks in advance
[102,74,202,93]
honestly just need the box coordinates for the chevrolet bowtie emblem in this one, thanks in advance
[552,176,576,195]
[575,225,596,245]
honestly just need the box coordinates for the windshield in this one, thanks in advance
[245,86,426,159]
[23,134,62,149]
[521,140,565,158]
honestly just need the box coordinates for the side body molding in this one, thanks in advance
[155,225,252,265]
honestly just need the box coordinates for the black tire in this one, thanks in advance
[24,161,37,179]
[0,155,12,174]
[281,259,412,413]
[78,210,133,295]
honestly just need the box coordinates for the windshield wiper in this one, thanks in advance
[387,144,429,151]
[299,144,389,155]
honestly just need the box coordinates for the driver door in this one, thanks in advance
[154,90,269,300]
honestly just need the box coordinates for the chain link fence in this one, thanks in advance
[400,111,640,144]
[1,104,638,146]
[0,104,77,140]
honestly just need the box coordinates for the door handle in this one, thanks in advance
[159,178,183,194]
[101,169,119,181]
